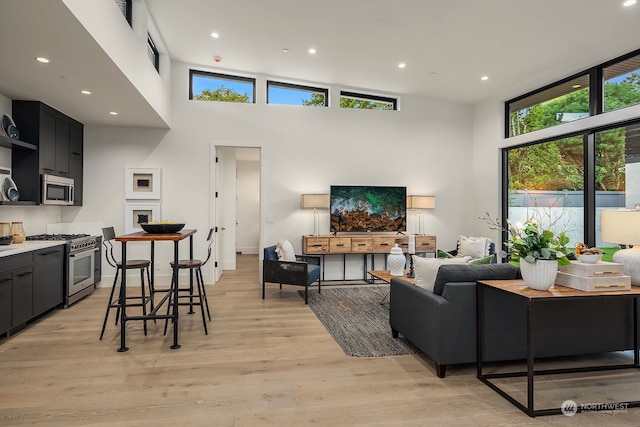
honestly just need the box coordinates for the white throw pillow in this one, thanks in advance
[412,255,471,292]
[275,239,296,261]
[457,235,491,259]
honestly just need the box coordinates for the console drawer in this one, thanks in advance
[330,237,351,253]
[372,236,407,252]
[351,237,372,253]
[415,236,436,253]
[304,237,329,254]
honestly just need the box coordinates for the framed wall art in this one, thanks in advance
[125,167,161,200]
[125,202,160,234]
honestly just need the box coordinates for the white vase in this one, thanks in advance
[520,259,558,290]
[388,244,406,276]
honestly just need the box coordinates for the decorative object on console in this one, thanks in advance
[480,214,570,289]
[300,194,329,236]
[407,235,416,278]
[406,195,435,235]
[519,259,558,290]
[387,244,406,276]
[601,208,640,285]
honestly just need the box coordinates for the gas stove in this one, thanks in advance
[26,233,98,252]
[26,233,101,306]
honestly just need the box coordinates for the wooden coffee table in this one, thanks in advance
[367,270,415,307]
[367,269,415,285]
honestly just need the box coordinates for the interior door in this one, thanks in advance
[214,147,223,282]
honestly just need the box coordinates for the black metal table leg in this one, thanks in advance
[170,240,181,349]
[118,241,129,352]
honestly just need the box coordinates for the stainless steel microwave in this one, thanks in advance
[42,174,74,205]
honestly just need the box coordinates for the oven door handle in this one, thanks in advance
[69,248,99,257]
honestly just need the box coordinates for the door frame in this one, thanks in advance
[209,143,262,284]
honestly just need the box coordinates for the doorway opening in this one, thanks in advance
[211,146,261,283]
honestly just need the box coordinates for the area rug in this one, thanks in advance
[301,285,422,357]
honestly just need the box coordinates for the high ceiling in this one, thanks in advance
[1,0,639,127]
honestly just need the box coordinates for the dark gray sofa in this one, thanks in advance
[390,263,638,378]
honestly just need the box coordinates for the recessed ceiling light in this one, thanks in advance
[109,111,118,116]
[210,32,220,38]
[80,90,91,95]
[282,48,290,53]
[35,57,50,63]
[572,84,582,89]
[623,0,636,7]
[481,76,489,81]
[308,48,316,54]
[398,63,406,69]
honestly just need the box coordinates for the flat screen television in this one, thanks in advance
[330,185,407,232]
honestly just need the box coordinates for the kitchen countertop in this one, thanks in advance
[0,241,66,258]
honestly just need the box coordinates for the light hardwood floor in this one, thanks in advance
[0,254,638,426]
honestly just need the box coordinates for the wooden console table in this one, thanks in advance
[303,234,436,281]
[477,279,640,417]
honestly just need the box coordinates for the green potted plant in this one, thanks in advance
[480,213,571,290]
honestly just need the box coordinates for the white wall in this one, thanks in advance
[72,60,476,283]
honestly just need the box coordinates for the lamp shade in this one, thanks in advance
[406,195,435,210]
[601,209,640,245]
[300,194,329,209]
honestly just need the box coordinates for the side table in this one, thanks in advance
[476,279,640,417]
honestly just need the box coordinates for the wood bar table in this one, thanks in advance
[115,229,196,352]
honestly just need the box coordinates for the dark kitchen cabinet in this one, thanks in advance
[0,253,34,334]
[11,101,84,205]
[33,246,64,316]
[0,272,11,336]
[68,125,83,206]
[12,265,33,326]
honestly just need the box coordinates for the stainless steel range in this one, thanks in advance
[26,233,100,306]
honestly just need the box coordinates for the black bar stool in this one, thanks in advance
[99,227,153,340]
[164,228,213,335]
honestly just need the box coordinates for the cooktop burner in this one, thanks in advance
[27,233,90,241]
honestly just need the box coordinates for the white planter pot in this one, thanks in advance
[520,259,558,290]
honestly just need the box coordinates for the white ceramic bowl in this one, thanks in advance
[577,253,603,264]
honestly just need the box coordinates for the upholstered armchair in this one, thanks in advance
[262,244,321,304]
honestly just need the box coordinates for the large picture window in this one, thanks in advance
[506,136,584,249]
[190,70,255,103]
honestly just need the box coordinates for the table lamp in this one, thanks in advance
[406,195,435,235]
[301,194,329,236]
[601,208,640,285]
